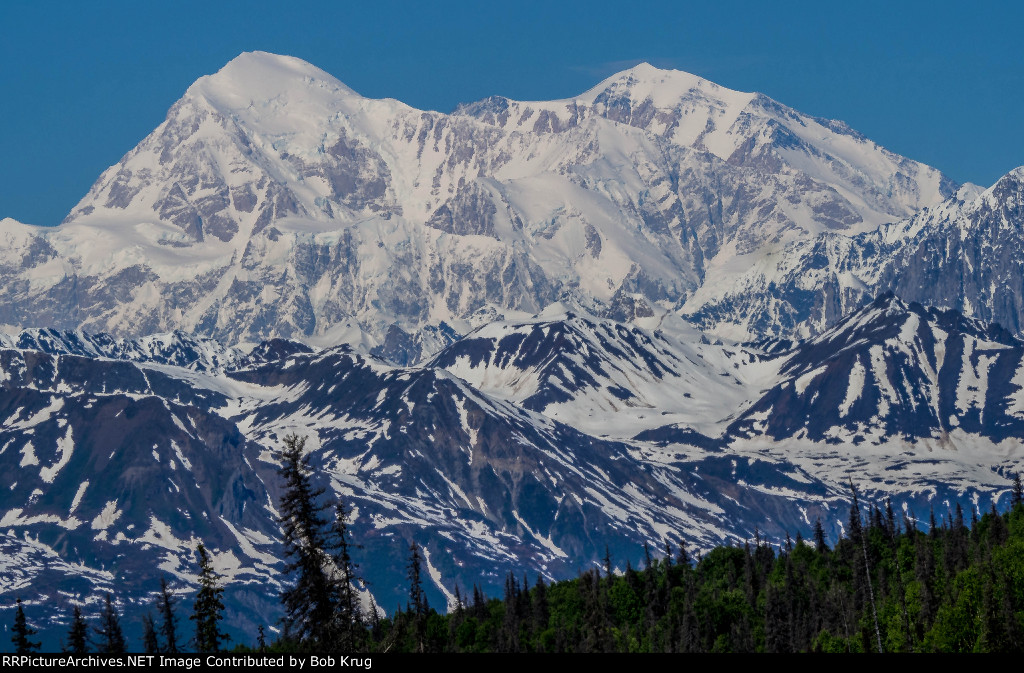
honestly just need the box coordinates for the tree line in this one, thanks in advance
[10,434,1024,653]
[369,479,1024,653]
[10,542,228,654]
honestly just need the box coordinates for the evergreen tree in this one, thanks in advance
[914,527,937,633]
[471,584,487,621]
[578,569,607,653]
[141,613,160,654]
[191,543,229,652]
[500,572,521,652]
[885,499,898,537]
[847,482,882,653]
[95,594,126,654]
[676,538,691,569]
[406,541,429,652]
[66,604,89,654]
[158,576,180,654]
[11,598,40,654]
[328,499,363,650]
[406,542,428,616]
[989,504,1009,545]
[1012,472,1023,508]
[531,574,549,640]
[276,433,336,648]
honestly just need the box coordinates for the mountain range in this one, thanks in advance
[0,51,996,354]
[1,52,1022,645]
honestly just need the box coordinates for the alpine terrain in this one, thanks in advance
[0,52,1022,645]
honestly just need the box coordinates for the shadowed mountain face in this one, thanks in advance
[1,53,1023,647]
[726,294,1024,442]
[685,169,1024,342]
[2,294,1021,643]
[0,52,962,354]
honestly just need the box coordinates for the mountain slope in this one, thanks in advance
[427,305,772,439]
[683,170,1024,340]
[1,297,1022,640]
[728,293,1024,443]
[0,53,959,352]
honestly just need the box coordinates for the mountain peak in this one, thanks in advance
[186,51,360,113]
[580,61,750,109]
[979,165,1024,206]
[616,61,664,77]
[996,165,1024,187]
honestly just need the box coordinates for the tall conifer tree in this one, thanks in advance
[95,594,126,654]
[142,614,160,653]
[277,434,335,648]
[158,576,180,653]
[406,542,429,652]
[11,598,40,654]
[191,543,229,652]
[329,499,362,650]
[66,604,89,654]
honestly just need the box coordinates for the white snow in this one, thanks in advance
[39,426,74,483]
[839,356,865,418]
[90,500,123,530]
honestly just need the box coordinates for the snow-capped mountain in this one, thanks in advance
[2,52,1024,644]
[425,304,771,440]
[707,295,1024,500]
[0,322,822,641]
[3,298,1021,642]
[0,327,244,372]
[728,293,1024,443]
[685,168,1024,340]
[0,52,960,352]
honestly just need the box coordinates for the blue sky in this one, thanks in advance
[2,0,1022,225]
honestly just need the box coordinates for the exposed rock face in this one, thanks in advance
[685,172,1024,341]
[5,51,1024,648]
[0,53,962,355]
[726,293,1024,442]
[2,298,1022,643]
[882,169,1024,335]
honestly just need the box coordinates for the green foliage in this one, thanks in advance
[190,543,229,652]
[65,604,89,654]
[95,594,126,654]
[11,598,40,654]
[358,491,1024,653]
[20,480,1024,653]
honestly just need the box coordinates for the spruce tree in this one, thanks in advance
[66,604,89,654]
[848,482,882,653]
[676,539,691,569]
[95,594,126,654]
[406,542,429,652]
[531,575,549,638]
[257,625,267,652]
[142,613,160,653]
[500,572,521,652]
[191,543,229,652]
[328,499,363,650]
[471,584,487,620]
[11,598,40,654]
[158,576,180,654]
[277,433,335,648]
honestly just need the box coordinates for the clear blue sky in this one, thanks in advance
[2,0,1022,226]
